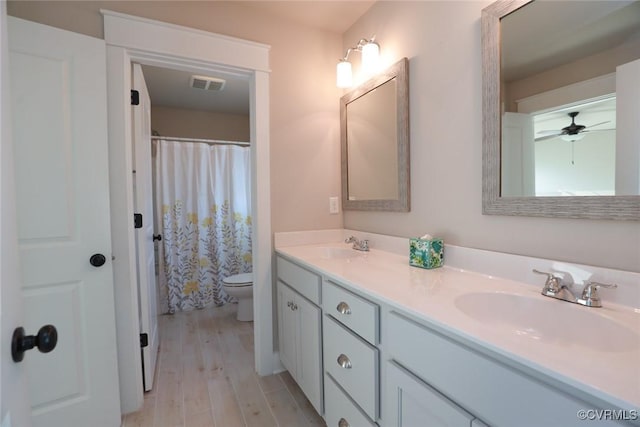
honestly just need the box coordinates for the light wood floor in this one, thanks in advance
[122,303,326,427]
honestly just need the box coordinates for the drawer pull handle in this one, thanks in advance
[337,354,352,369]
[338,418,350,427]
[336,302,352,315]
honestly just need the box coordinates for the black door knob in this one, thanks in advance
[12,324,58,362]
[89,253,106,267]
[153,234,162,242]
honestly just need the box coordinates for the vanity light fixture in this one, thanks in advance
[336,38,380,88]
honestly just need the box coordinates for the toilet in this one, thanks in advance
[222,273,254,321]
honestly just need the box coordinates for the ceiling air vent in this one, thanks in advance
[190,75,226,91]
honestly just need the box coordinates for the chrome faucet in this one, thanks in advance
[345,236,369,252]
[532,269,617,308]
[577,281,618,307]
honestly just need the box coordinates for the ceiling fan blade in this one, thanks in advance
[535,134,560,142]
[536,130,562,136]
[584,121,610,129]
[582,128,615,133]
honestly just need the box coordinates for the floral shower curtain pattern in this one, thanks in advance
[153,140,252,313]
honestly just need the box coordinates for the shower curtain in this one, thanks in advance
[153,140,252,313]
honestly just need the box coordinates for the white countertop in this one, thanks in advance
[275,241,640,410]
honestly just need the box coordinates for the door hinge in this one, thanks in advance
[140,333,148,348]
[131,90,140,105]
[134,213,143,229]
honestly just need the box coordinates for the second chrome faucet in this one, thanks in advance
[532,269,617,308]
[345,236,369,252]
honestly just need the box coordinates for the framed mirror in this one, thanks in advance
[341,57,410,211]
[482,0,640,220]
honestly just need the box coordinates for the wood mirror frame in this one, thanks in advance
[481,0,639,220]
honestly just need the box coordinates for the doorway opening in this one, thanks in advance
[103,10,275,413]
[144,62,252,314]
[134,62,254,391]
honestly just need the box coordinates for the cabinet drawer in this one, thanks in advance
[388,311,593,426]
[325,374,376,427]
[324,280,379,344]
[277,256,321,304]
[324,315,378,420]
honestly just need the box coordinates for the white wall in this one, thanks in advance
[534,132,616,196]
[616,58,640,196]
[343,1,639,272]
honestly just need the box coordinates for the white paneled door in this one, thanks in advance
[7,16,121,426]
[132,63,159,391]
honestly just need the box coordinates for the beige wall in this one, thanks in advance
[151,106,250,142]
[8,1,639,272]
[343,1,639,272]
[505,37,640,112]
[8,0,344,233]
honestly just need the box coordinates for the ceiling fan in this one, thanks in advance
[535,111,612,142]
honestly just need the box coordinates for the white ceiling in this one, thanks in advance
[141,65,251,114]
[141,1,374,115]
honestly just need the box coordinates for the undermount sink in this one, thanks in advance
[304,246,363,260]
[455,292,640,353]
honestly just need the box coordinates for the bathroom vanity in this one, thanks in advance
[275,231,640,427]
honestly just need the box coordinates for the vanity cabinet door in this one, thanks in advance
[386,361,475,427]
[277,280,323,414]
[296,294,323,414]
[277,281,297,376]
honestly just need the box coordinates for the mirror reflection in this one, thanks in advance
[346,78,398,201]
[500,0,640,197]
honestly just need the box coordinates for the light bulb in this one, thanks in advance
[336,60,352,88]
[361,42,380,72]
[561,133,585,142]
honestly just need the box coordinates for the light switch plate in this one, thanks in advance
[329,197,339,214]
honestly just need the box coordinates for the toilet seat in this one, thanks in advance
[223,273,253,287]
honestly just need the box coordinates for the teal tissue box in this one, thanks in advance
[409,238,444,269]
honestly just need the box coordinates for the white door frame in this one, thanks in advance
[1,4,31,425]
[101,10,277,413]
